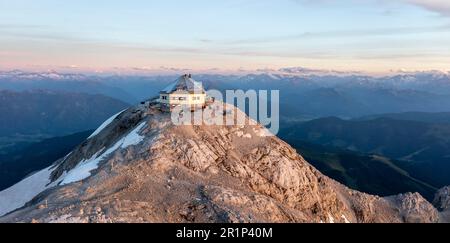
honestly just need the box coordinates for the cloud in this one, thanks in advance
[159,66,192,72]
[405,0,450,16]
[0,24,45,30]
[292,0,450,17]
[204,24,450,46]
[59,65,80,69]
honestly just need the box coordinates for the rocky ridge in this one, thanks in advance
[0,101,447,223]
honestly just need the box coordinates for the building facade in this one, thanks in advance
[159,74,206,110]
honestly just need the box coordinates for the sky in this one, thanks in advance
[0,0,450,74]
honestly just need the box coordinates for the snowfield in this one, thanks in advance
[88,109,126,139]
[61,122,147,185]
[342,214,351,223]
[0,121,147,217]
[0,166,54,217]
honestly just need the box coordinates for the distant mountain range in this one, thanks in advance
[279,139,438,200]
[280,115,450,191]
[2,70,450,119]
[0,70,137,104]
[0,71,183,104]
[0,90,129,141]
[198,72,450,119]
[1,70,450,222]
[355,112,450,124]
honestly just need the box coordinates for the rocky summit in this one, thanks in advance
[0,101,447,223]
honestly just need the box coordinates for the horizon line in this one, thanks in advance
[1,66,449,77]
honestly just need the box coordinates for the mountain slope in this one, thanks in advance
[281,117,450,188]
[0,102,444,222]
[277,139,437,200]
[0,130,93,191]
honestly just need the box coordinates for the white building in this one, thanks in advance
[159,74,207,111]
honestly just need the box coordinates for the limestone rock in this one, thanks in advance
[0,102,446,223]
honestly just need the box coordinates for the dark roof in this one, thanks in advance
[161,75,204,94]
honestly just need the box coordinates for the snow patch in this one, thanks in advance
[253,127,273,137]
[60,151,104,186]
[60,122,147,185]
[342,214,351,223]
[162,81,178,93]
[0,166,54,216]
[328,214,335,223]
[120,122,147,147]
[48,214,88,223]
[268,73,280,80]
[235,130,253,139]
[88,109,126,139]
